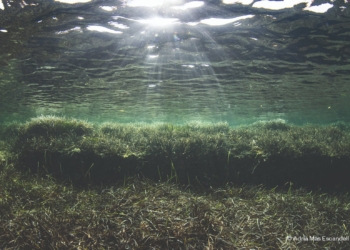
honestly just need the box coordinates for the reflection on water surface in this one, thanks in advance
[0,0,349,124]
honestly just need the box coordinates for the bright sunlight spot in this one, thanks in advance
[200,15,254,26]
[87,25,123,34]
[137,17,179,27]
[55,0,91,3]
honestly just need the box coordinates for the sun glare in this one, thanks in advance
[137,17,179,27]
[127,0,165,7]
[87,25,123,34]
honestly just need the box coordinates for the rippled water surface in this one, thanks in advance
[0,0,350,124]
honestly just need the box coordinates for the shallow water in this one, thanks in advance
[0,0,350,125]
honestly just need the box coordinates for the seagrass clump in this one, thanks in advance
[1,116,350,191]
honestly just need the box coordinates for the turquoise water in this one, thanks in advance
[0,0,349,125]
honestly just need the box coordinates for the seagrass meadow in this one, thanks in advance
[2,116,350,190]
[0,116,350,249]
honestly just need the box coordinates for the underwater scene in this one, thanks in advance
[0,0,350,249]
